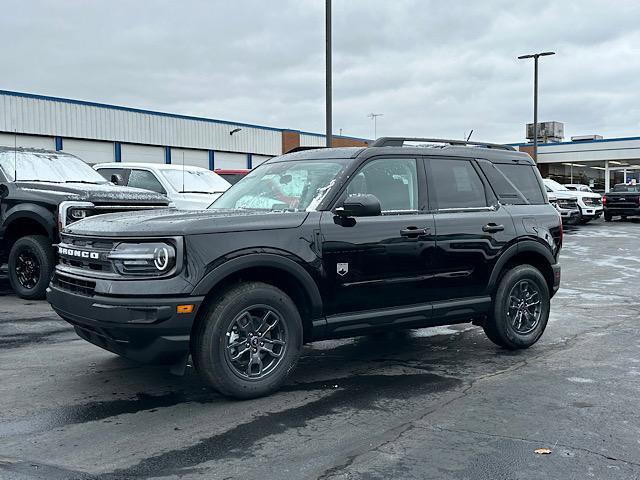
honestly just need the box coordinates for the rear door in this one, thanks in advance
[427,157,517,301]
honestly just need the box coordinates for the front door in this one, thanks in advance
[320,156,437,317]
[426,157,517,301]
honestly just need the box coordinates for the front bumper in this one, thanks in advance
[557,207,580,224]
[579,205,603,219]
[47,284,204,364]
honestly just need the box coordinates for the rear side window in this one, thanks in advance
[476,161,527,205]
[430,158,487,209]
[128,169,166,194]
[494,164,546,204]
[96,168,129,186]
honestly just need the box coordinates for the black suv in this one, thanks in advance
[0,147,170,299]
[47,138,562,399]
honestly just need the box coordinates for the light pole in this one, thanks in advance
[518,51,555,162]
[368,113,383,139]
[325,0,332,147]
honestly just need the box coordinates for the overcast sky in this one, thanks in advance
[2,0,639,143]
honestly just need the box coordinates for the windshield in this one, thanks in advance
[161,169,231,193]
[543,179,569,191]
[612,184,640,192]
[211,159,348,211]
[0,151,108,184]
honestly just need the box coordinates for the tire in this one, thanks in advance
[192,281,303,399]
[8,235,55,300]
[604,212,612,222]
[484,265,550,350]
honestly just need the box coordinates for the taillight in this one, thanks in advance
[602,195,607,206]
[559,220,563,245]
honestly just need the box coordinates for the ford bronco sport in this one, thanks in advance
[47,137,562,399]
[0,147,170,299]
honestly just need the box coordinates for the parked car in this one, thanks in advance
[547,191,580,224]
[0,148,170,299]
[94,163,231,210]
[603,183,640,221]
[48,137,562,399]
[544,179,602,223]
[214,169,250,185]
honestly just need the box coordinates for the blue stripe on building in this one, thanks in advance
[114,142,122,162]
[165,146,171,164]
[208,150,215,170]
[55,137,63,151]
[247,153,253,169]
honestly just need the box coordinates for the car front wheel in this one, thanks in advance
[484,265,550,350]
[192,281,302,399]
[8,235,55,300]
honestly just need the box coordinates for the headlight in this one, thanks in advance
[108,242,177,276]
[70,208,89,220]
[58,201,95,229]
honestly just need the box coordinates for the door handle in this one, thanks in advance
[482,223,505,233]
[400,226,429,237]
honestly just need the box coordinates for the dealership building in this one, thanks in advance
[1,90,639,192]
[0,89,367,170]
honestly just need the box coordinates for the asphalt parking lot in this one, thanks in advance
[1,219,640,480]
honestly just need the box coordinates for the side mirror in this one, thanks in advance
[336,194,382,217]
[111,174,124,185]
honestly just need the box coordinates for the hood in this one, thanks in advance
[64,208,309,237]
[570,191,601,200]
[549,191,578,201]
[172,192,222,210]
[13,181,169,205]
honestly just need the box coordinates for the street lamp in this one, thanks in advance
[325,0,332,147]
[367,113,383,138]
[518,51,555,162]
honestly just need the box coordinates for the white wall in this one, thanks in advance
[299,133,326,147]
[252,154,272,167]
[215,151,248,169]
[62,139,114,164]
[0,133,55,149]
[121,144,165,164]
[171,148,209,169]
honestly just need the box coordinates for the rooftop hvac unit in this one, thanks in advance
[570,135,603,142]
[526,121,564,143]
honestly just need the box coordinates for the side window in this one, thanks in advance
[345,158,419,213]
[494,164,546,204]
[430,159,488,209]
[127,170,166,194]
[477,160,527,205]
[97,168,129,185]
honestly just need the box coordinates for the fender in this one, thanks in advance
[486,239,555,293]
[191,253,323,318]
[2,204,56,240]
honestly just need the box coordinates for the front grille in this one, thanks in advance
[557,200,578,209]
[55,273,96,296]
[59,235,116,274]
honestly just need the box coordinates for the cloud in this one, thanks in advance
[1,0,639,143]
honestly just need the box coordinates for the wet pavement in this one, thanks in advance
[1,219,640,479]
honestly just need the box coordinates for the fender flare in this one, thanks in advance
[191,253,323,318]
[3,204,56,241]
[487,240,555,292]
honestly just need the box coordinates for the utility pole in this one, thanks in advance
[325,0,332,147]
[367,113,383,139]
[518,51,555,162]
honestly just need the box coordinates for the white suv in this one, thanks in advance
[94,163,231,210]
[544,179,603,223]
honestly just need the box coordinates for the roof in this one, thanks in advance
[0,89,370,142]
[93,162,210,171]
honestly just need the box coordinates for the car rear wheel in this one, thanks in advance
[604,212,612,222]
[484,265,550,350]
[192,281,302,399]
[8,235,55,300]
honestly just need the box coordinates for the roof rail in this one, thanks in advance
[370,137,516,151]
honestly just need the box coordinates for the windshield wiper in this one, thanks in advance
[16,179,62,183]
[180,190,212,194]
[65,180,102,184]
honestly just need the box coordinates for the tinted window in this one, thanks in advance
[345,158,419,213]
[495,164,545,204]
[96,168,129,186]
[127,170,166,194]
[477,160,526,205]
[612,184,640,192]
[430,159,487,209]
